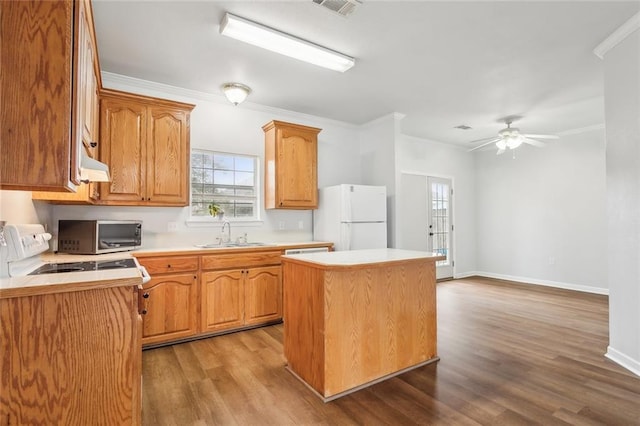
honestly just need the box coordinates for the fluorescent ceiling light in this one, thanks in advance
[220,13,355,72]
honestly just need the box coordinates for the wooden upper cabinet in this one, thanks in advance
[146,107,191,204]
[263,120,321,209]
[100,96,147,202]
[98,89,194,206]
[1,0,84,191]
[78,0,101,156]
[31,0,102,203]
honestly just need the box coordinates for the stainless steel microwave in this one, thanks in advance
[57,220,142,254]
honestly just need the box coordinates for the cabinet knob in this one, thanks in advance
[167,264,171,268]
[143,292,149,299]
[90,141,98,148]
[141,309,147,315]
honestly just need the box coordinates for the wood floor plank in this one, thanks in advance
[142,277,640,425]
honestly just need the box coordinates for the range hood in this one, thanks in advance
[80,150,110,182]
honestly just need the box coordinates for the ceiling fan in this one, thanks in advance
[468,118,559,155]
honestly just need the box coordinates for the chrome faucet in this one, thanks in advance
[220,219,231,244]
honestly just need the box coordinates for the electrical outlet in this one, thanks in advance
[278,221,286,230]
[167,221,178,232]
[298,220,304,230]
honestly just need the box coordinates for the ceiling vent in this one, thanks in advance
[312,0,362,17]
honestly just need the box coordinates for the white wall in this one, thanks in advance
[0,190,52,276]
[396,135,477,277]
[49,73,362,249]
[474,128,607,293]
[602,27,640,376]
[358,113,400,247]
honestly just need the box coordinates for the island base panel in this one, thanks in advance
[283,257,438,400]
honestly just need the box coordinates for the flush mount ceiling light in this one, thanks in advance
[222,82,251,105]
[219,12,355,72]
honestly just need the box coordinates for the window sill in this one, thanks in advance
[186,218,264,228]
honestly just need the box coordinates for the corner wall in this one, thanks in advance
[358,113,400,247]
[602,27,640,376]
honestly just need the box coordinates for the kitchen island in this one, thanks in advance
[281,248,445,401]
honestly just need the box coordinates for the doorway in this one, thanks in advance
[427,176,453,279]
[399,173,454,280]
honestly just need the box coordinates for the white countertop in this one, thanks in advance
[0,241,331,298]
[0,252,142,298]
[282,248,444,266]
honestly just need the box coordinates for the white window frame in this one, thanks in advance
[188,149,262,226]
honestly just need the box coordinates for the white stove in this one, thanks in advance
[3,224,150,282]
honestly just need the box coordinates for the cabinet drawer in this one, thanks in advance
[137,256,199,274]
[202,251,281,270]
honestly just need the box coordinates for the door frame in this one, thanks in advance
[398,171,455,279]
[426,175,454,280]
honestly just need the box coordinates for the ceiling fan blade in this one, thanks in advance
[523,138,546,148]
[468,138,501,152]
[468,136,500,144]
[522,133,559,140]
[496,148,506,155]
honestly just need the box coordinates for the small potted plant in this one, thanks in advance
[208,203,224,219]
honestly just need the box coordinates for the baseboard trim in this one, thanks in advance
[605,346,640,377]
[454,271,608,295]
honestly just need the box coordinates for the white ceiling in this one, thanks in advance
[92,0,639,146]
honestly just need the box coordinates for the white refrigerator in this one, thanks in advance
[313,184,387,251]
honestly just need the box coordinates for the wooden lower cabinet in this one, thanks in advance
[133,247,317,346]
[201,269,245,332]
[245,266,282,325]
[141,272,198,345]
[135,255,199,346]
[0,285,142,425]
[201,265,282,332]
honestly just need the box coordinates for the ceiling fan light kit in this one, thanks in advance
[219,12,355,72]
[468,119,558,155]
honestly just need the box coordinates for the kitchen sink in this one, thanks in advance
[195,242,268,249]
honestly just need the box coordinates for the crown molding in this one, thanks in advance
[593,12,640,60]
[557,123,605,136]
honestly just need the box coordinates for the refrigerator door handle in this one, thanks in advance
[345,222,352,251]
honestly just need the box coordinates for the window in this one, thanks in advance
[190,150,259,220]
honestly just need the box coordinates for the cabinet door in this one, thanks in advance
[77,0,93,150]
[81,24,99,157]
[1,0,78,191]
[99,98,146,202]
[201,270,245,332]
[276,127,318,208]
[244,266,282,325]
[141,273,198,346]
[0,286,139,425]
[146,107,189,205]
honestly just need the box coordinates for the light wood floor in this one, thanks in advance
[141,277,640,425]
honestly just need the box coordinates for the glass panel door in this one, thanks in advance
[427,177,453,279]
